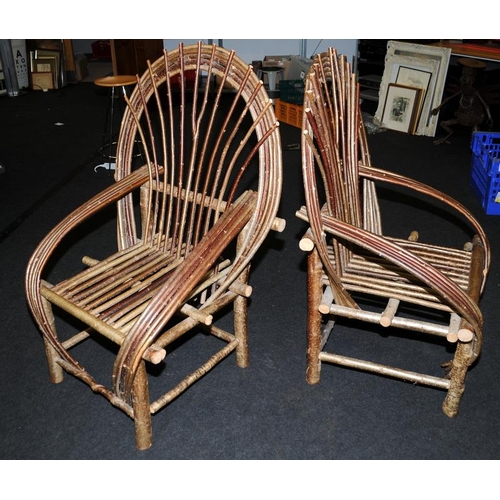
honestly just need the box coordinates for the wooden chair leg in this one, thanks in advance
[442,341,474,418]
[132,361,153,450]
[306,248,323,385]
[40,294,64,384]
[234,268,250,368]
[234,232,250,369]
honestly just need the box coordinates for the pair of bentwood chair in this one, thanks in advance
[26,43,489,450]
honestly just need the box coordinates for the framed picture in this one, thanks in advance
[31,71,54,90]
[396,65,432,126]
[376,55,439,134]
[32,49,60,89]
[33,58,56,75]
[374,41,451,137]
[381,84,422,134]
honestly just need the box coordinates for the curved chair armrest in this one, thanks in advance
[113,190,259,404]
[26,165,159,355]
[360,163,491,276]
[319,212,484,342]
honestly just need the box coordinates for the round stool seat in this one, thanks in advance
[94,75,137,88]
[457,58,486,70]
[94,74,142,170]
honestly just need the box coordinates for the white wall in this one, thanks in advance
[73,39,358,66]
[163,39,358,65]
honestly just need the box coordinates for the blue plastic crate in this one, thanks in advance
[470,132,500,214]
[470,131,500,175]
[470,154,500,215]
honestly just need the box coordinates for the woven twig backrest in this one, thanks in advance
[303,49,364,226]
[114,42,282,271]
[302,48,381,275]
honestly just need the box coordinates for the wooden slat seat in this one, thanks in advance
[49,244,194,325]
[331,238,472,310]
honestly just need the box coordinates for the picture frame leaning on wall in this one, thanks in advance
[381,83,423,134]
[375,41,451,137]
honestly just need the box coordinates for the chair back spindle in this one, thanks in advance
[116,43,281,270]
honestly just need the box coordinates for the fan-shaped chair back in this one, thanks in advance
[296,47,489,418]
[26,42,284,449]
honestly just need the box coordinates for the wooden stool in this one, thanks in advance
[94,75,138,169]
[257,66,284,92]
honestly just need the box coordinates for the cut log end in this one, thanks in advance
[299,237,315,252]
[457,328,474,343]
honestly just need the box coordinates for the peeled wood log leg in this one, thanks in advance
[234,269,250,368]
[442,341,473,418]
[43,339,64,384]
[235,231,251,368]
[442,235,485,417]
[40,292,64,384]
[306,247,323,385]
[132,361,153,450]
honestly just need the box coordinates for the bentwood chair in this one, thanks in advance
[26,42,284,450]
[296,48,490,417]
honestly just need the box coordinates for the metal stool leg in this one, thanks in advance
[108,85,116,166]
[267,70,278,91]
[94,75,142,173]
[97,86,118,171]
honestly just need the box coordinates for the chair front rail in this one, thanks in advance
[319,351,452,390]
[328,302,454,338]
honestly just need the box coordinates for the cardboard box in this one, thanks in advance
[284,56,312,80]
[262,55,291,68]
